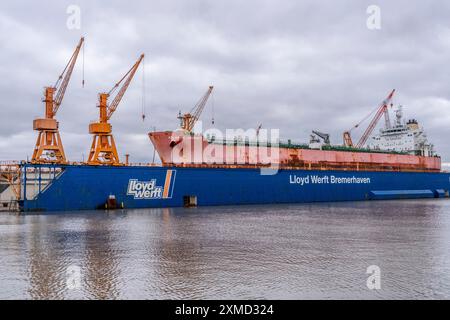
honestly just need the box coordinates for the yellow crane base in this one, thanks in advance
[87,133,121,166]
[31,129,67,164]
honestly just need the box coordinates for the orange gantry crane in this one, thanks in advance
[178,86,214,132]
[87,54,144,165]
[343,89,396,148]
[32,37,85,164]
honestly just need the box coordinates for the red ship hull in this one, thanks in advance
[149,131,441,172]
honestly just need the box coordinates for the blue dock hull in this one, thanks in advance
[21,164,450,212]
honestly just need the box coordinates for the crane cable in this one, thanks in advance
[54,49,73,89]
[107,59,139,96]
[54,40,84,89]
[82,40,85,88]
[211,89,215,125]
[141,55,146,121]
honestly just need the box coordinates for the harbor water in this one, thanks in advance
[1,199,450,299]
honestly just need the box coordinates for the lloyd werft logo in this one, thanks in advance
[127,179,161,199]
[127,170,176,199]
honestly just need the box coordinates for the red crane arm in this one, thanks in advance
[106,54,144,120]
[356,89,395,148]
[53,37,84,115]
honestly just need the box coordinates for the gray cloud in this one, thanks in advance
[1,0,450,163]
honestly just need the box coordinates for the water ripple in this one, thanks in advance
[0,199,450,299]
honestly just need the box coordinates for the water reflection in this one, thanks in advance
[0,199,449,299]
[26,216,65,299]
[83,215,120,299]
[152,208,205,299]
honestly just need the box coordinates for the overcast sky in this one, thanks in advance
[1,0,449,163]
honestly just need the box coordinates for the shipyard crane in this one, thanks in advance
[32,37,84,164]
[178,86,214,132]
[256,123,263,137]
[87,54,144,165]
[343,89,395,148]
[312,130,330,145]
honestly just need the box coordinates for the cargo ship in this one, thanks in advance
[0,40,449,212]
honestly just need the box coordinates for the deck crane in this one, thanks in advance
[343,89,395,148]
[178,86,214,132]
[87,54,144,165]
[312,130,330,145]
[256,123,263,136]
[32,37,84,164]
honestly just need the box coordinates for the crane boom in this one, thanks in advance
[355,89,395,148]
[53,37,84,115]
[106,54,144,120]
[312,130,330,144]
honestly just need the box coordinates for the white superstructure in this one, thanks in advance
[367,106,435,156]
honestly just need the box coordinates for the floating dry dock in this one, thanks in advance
[0,161,447,212]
